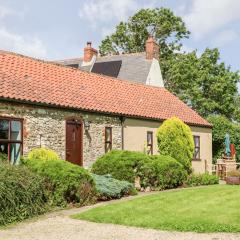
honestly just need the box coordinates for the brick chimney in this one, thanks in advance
[83,42,98,62]
[145,35,159,60]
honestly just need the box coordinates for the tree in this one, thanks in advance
[156,117,194,173]
[165,48,240,119]
[99,8,240,121]
[99,8,189,61]
[207,115,240,162]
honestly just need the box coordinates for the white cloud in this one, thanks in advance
[0,5,15,19]
[212,29,238,47]
[183,0,240,39]
[0,28,47,58]
[0,4,46,58]
[79,0,139,25]
[78,0,157,26]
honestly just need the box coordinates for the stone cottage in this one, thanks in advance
[0,50,212,173]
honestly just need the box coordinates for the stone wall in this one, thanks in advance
[0,101,122,167]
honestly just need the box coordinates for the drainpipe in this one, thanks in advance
[119,116,125,150]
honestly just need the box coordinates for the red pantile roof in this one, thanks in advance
[0,50,211,127]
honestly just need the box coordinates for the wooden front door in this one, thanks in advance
[66,120,83,166]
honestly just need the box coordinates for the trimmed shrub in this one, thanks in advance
[27,148,60,162]
[0,163,48,226]
[156,117,194,173]
[139,155,188,190]
[92,174,137,200]
[25,149,97,207]
[91,150,150,183]
[184,173,219,187]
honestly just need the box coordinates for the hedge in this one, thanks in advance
[92,150,187,190]
[92,174,137,200]
[139,155,188,190]
[25,149,97,207]
[91,150,150,183]
[0,163,48,226]
[184,173,219,187]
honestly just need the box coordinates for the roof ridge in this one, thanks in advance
[0,49,162,91]
[98,52,146,58]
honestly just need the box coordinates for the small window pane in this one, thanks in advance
[105,143,111,153]
[106,128,111,141]
[10,143,21,165]
[194,136,200,147]
[194,148,200,159]
[0,142,8,155]
[147,132,152,144]
[0,120,9,139]
[11,121,22,141]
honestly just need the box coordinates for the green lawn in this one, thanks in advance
[73,185,240,233]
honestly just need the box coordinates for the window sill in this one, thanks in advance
[192,158,201,161]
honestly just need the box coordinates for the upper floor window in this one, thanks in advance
[193,135,200,160]
[105,127,112,153]
[0,117,23,164]
[147,131,153,155]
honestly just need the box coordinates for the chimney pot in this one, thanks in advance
[84,41,98,62]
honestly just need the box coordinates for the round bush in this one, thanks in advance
[27,148,60,162]
[91,150,150,183]
[0,164,48,226]
[26,148,97,207]
[92,174,137,200]
[156,117,194,173]
[139,155,188,190]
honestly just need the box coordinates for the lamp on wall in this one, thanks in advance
[84,119,90,131]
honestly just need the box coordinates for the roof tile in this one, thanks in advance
[0,51,211,127]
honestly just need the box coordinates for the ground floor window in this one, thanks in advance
[193,135,200,160]
[147,131,153,155]
[0,117,23,164]
[105,127,112,153]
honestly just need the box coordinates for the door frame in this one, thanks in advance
[65,118,83,166]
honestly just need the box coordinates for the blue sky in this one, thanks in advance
[0,0,239,71]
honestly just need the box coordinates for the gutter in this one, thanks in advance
[0,97,212,129]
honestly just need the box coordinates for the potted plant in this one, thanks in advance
[226,170,240,185]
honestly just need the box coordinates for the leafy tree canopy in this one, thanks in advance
[99,8,189,58]
[207,115,240,162]
[99,8,240,121]
[165,48,240,119]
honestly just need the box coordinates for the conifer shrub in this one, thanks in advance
[156,117,194,173]
[28,148,60,162]
[92,150,187,190]
[0,163,48,226]
[25,148,97,207]
[92,174,137,200]
[91,150,150,183]
[138,155,187,189]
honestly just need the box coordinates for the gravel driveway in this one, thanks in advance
[1,194,240,240]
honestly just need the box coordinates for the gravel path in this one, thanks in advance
[0,193,240,240]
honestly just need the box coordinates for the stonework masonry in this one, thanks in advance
[0,101,122,168]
